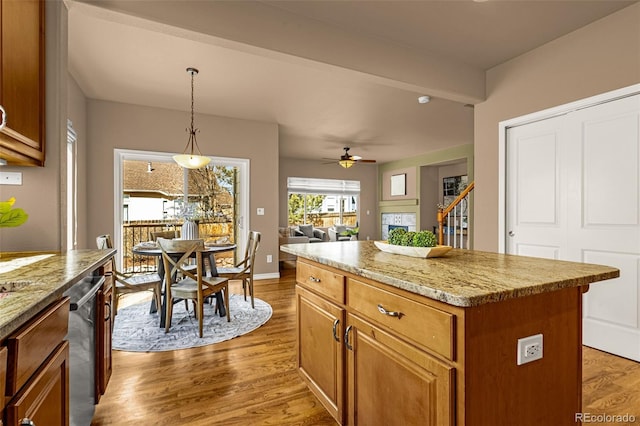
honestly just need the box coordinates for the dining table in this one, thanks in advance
[132,241,236,328]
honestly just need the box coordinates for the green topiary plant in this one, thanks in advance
[388,228,406,245]
[400,231,416,246]
[413,230,437,247]
[387,228,437,248]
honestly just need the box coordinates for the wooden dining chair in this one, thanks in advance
[96,234,162,315]
[157,238,230,337]
[150,229,180,241]
[217,230,261,308]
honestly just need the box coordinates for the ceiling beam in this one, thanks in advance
[68,0,485,105]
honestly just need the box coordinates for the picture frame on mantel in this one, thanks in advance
[390,173,406,196]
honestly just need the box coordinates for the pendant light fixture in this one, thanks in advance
[173,67,211,169]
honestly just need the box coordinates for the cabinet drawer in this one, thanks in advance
[347,278,455,360]
[297,261,345,304]
[6,297,70,396]
[5,341,69,426]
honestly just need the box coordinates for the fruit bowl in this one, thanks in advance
[374,241,452,258]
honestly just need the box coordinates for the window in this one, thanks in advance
[114,150,249,272]
[287,177,360,227]
[66,120,77,250]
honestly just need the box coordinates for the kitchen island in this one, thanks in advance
[0,249,116,426]
[281,241,619,426]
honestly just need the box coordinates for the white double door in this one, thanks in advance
[506,92,640,361]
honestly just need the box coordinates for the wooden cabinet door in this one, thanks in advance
[345,314,454,426]
[296,285,345,423]
[5,341,69,426]
[96,278,113,402]
[0,0,45,166]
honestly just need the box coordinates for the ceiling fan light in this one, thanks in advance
[173,154,211,169]
[339,159,355,169]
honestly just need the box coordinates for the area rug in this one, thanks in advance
[112,294,272,352]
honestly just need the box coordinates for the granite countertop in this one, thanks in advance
[281,241,620,307]
[0,249,116,340]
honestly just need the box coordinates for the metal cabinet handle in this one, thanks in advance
[508,230,515,237]
[377,304,403,319]
[105,301,112,321]
[308,276,321,283]
[20,419,35,426]
[0,105,6,130]
[332,318,340,342]
[344,325,353,351]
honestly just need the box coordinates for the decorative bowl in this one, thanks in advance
[374,241,452,258]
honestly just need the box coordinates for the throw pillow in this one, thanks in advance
[298,224,314,238]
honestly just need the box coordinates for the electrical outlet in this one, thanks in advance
[0,172,22,185]
[517,333,543,365]
[266,254,272,263]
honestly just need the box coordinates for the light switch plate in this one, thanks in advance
[0,172,22,185]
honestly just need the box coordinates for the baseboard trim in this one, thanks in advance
[255,272,281,280]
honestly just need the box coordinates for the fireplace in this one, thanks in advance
[381,213,416,240]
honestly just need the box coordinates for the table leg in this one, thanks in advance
[150,257,164,315]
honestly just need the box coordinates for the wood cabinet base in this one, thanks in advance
[296,259,587,426]
[5,341,69,426]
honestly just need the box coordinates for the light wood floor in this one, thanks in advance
[92,268,640,425]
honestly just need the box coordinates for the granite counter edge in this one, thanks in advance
[0,249,116,341]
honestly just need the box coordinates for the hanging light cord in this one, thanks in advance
[173,67,211,169]
[185,67,201,157]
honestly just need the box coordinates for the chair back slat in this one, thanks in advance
[96,234,113,249]
[157,238,204,284]
[150,230,180,241]
[247,231,261,273]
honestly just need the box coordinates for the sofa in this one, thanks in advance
[279,225,328,263]
[292,224,328,243]
[328,224,358,241]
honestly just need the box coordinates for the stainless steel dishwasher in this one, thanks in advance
[63,274,104,426]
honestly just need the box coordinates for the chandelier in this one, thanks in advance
[173,67,211,169]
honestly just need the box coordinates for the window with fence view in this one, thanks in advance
[122,159,239,273]
[287,177,360,228]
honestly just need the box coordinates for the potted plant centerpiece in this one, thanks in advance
[177,201,202,240]
[375,228,452,258]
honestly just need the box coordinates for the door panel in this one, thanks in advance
[582,112,639,226]
[507,92,640,361]
[506,115,566,259]
[566,95,640,360]
[516,132,559,225]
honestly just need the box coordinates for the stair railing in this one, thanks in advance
[437,181,474,248]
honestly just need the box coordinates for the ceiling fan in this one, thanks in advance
[325,147,377,168]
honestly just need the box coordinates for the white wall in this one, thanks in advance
[86,100,280,275]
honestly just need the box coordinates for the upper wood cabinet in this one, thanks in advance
[0,0,46,166]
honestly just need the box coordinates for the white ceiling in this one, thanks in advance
[67,0,635,164]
